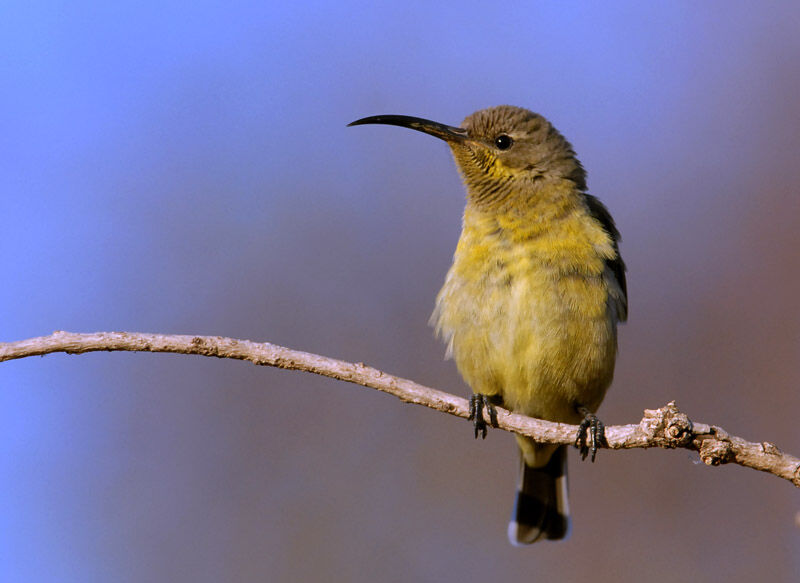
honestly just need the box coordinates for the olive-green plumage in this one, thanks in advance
[349,105,626,545]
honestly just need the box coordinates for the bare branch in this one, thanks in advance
[2,330,798,487]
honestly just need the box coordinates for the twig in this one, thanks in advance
[2,330,798,487]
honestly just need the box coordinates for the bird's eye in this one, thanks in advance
[494,134,514,150]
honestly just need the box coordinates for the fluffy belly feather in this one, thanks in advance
[433,243,618,425]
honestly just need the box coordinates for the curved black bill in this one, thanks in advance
[348,114,467,142]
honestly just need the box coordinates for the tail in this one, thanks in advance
[507,444,570,545]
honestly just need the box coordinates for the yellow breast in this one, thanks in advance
[432,195,619,424]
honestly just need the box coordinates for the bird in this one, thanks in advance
[348,106,627,545]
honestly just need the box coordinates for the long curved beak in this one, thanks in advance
[348,114,467,143]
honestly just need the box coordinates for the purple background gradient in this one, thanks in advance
[2,2,799,581]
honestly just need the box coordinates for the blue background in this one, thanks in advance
[2,2,799,581]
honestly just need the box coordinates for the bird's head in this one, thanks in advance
[349,105,586,210]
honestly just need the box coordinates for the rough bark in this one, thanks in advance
[2,330,798,487]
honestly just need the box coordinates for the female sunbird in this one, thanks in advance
[349,106,627,545]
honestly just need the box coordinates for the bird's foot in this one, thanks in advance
[575,406,606,462]
[468,394,500,439]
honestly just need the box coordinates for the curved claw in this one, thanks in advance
[574,406,606,462]
[468,394,499,439]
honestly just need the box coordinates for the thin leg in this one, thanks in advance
[468,394,500,439]
[574,405,606,462]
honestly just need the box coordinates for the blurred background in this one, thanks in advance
[2,2,799,581]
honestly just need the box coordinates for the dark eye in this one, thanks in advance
[494,134,514,150]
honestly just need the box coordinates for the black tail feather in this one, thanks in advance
[508,445,570,545]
